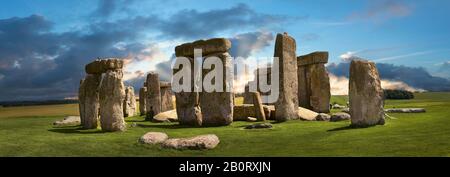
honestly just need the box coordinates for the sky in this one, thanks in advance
[0,0,450,101]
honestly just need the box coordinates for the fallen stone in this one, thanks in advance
[245,123,273,129]
[332,104,346,109]
[153,109,178,123]
[330,112,351,122]
[246,117,258,122]
[162,134,220,150]
[298,107,319,121]
[385,108,426,113]
[316,113,331,121]
[252,92,266,121]
[53,116,81,127]
[233,104,271,121]
[139,132,169,144]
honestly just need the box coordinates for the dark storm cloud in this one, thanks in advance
[0,2,291,101]
[158,3,289,39]
[327,62,450,91]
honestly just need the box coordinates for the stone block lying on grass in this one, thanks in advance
[162,134,220,150]
[385,108,426,113]
[139,132,168,144]
[152,109,178,123]
[53,116,81,127]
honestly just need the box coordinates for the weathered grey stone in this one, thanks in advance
[79,74,101,129]
[298,107,319,121]
[245,123,273,129]
[162,134,220,150]
[349,60,385,127]
[99,70,126,132]
[243,84,253,104]
[175,38,231,57]
[332,104,346,109]
[200,52,234,126]
[316,113,331,121]
[123,86,137,117]
[139,87,147,116]
[53,116,81,127]
[233,104,271,121]
[78,79,85,126]
[246,117,258,122]
[160,82,174,112]
[385,108,426,113]
[297,52,331,113]
[139,132,168,144]
[85,58,124,74]
[146,72,161,119]
[330,112,351,122]
[252,92,266,121]
[173,57,203,126]
[153,109,178,123]
[274,33,299,121]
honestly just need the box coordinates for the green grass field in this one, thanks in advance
[0,92,449,157]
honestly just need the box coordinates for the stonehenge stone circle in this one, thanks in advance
[123,86,137,117]
[99,69,126,131]
[146,72,162,119]
[349,60,385,127]
[274,33,299,121]
[139,87,147,116]
[297,51,331,113]
[78,74,101,129]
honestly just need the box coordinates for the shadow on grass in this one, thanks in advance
[48,127,107,134]
[327,125,373,132]
[126,119,147,123]
[136,123,194,129]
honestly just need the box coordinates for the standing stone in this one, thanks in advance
[146,72,161,119]
[173,57,202,126]
[297,52,331,113]
[200,52,234,126]
[79,74,101,129]
[78,79,85,127]
[252,92,266,121]
[349,60,385,127]
[123,86,136,117]
[99,70,126,131]
[274,33,299,121]
[160,82,174,112]
[139,87,147,116]
[243,84,253,104]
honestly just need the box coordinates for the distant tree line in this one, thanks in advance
[383,89,415,100]
[0,100,79,107]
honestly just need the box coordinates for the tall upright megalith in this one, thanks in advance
[96,59,127,132]
[297,51,331,113]
[274,33,299,121]
[123,86,136,117]
[160,82,174,112]
[172,56,202,126]
[349,60,385,127]
[79,74,101,129]
[146,72,161,119]
[139,87,147,116]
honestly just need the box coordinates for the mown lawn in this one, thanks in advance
[0,92,449,157]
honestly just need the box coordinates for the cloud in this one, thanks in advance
[328,62,450,92]
[329,73,425,95]
[157,3,290,39]
[90,0,137,19]
[349,0,413,22]
[229,31,274,58]
[434,61,450,80]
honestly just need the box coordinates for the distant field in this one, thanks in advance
[0,92,449,157]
